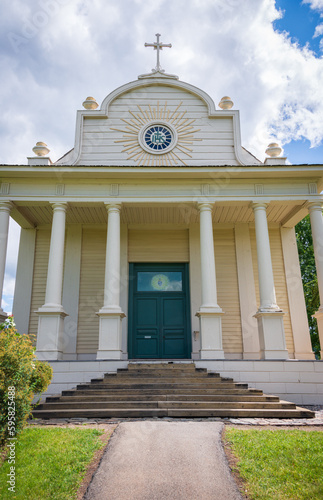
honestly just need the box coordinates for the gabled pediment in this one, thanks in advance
[55,76,261,167]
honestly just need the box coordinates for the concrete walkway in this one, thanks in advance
[84,421,242,500]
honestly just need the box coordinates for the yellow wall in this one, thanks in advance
[76,227,106,354]
[214,228,243,354]
[28,228,50,340]
[128,229,189,262]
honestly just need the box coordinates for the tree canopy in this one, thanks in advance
[295,215,321,358]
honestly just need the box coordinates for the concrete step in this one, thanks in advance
[46,394,279,403]
[115,368,210,378]
[77,382,244,390]
[167,407,314,418]
[36,400,296,411]
[34,362,315,420]
[62,388,263,396]
[32,407,314,420]
[127,363,196,371]
[99,376,227,384]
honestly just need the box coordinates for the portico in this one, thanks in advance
[1,194,319,363]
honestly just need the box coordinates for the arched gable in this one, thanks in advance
[56,77,260,166]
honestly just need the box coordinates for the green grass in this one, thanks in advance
[0,427,107,500]
[225,428,323,500]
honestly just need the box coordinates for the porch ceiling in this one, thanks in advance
[11,201,307,228]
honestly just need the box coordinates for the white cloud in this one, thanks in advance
[303,0,323,12]
[1,0,323,164]
[314,23,323,37]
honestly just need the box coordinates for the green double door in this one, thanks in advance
[128,263,191,359]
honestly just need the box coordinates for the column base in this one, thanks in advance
[313,309,323,359]
[96,309,126,360]
[196,309,225,359]
[35,307,68,360]
[294,352,316,360]
[254,310,289,359]
[243,352,261,360]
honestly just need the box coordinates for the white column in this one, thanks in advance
[0,202,13,322]
[36,203,68,360]
[253,203,279,311]
[252,203,288,359]
[199,203,220,309]
[44,203,67,308]
[103,204,122,311]
[196,203,224,359]
[97,203,125,359]
[308,202,323,357]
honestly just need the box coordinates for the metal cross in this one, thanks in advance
[145,33,172,73]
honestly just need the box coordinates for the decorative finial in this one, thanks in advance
[82,96,99,110]
[218,96,234,110]
[32,142,50,156]
[265,143,282,157]
[144,33,172,73]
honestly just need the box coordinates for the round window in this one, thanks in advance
[139,122,177,155]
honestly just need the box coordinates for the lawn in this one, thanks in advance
[225,428,323,500]
[0,426,112,500]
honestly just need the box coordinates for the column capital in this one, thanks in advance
[307,201,323,213]
[197,202,213,213]
[251,202,268,211]
[104,202,122,214]
[0,201,13,213]
[50,202,68,212]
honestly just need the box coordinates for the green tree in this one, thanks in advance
[295,215,321,358]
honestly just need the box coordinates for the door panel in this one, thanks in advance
[136,330,159,357]
[163,298,184,326]
[136,298,158,325]
[129,263,191,359]
[163,330,186,356]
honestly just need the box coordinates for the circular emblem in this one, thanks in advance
[139,122,177,155]
[151,274,170,291]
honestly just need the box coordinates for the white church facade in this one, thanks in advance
[1,36,323,404]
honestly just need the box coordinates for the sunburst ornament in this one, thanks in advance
[151,274,170,290]
[111,101,201,166]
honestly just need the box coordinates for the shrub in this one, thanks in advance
[0,316,53,446]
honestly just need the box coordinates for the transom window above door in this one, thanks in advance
[137,271,183,292]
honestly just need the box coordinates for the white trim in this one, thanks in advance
[280,227,314,359]
[62,225,82,360]
[234,223,260,358]
[120,223,128,358]
[189,223,201,358]
[12,228,36,334]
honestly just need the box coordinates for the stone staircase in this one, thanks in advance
[33,362,315,419]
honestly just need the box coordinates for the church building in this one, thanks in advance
[1,35,323,405]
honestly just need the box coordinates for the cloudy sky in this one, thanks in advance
[1,0,323,314]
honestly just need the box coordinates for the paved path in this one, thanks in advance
[84,421,242,500]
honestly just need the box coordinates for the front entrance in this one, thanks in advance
[128,263,191,359]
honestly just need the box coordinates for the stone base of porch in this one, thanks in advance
[36,359,323,406]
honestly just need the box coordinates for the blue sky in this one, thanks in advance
[1,0,323,314]
[275,0,323,53]
[274,0,323,164]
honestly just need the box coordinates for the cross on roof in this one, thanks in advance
[145,33,172,73]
